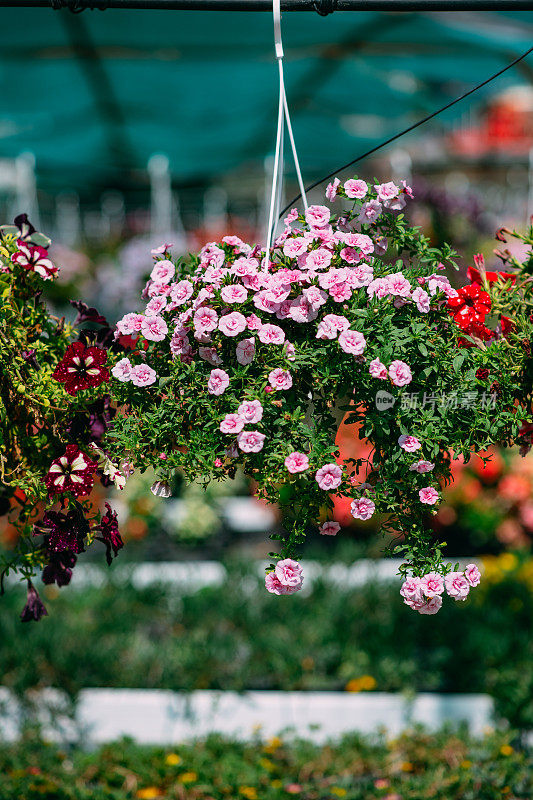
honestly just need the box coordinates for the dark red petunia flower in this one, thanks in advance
[53,341,109,396]
[11,239,58,280]
[475,367,490,381]
[45,445,98,497]
[97,502,124,565]
[20,581,48,622]
[467,266,516,286]
[447,284,491,331]
[42,550,77,587]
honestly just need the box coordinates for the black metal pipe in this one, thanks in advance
[2,0,533,11]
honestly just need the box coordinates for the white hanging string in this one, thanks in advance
[264,0,308,270]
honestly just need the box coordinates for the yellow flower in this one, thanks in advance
[239,787,258,800]
[500,744,514,756]
[499,553,518,572]
[178,771,197,783]
[345,675,376,693]
[136,788,161,799]
[271,779,283,789]
[165,753,181,766]
[259,758,275,771]
[264,736,283,753]
[331,788,347,797]
[401,761,413,772]
[460,760,472,769]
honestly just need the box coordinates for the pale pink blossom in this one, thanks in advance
[253,291,279,314]
[358,200,382,224]
[367,277,390,299]
[344,178,368,199]
[305,248,332,271]
[305,205,330,228]
[116,313,144,335]
[170,332,192,357]
[350,497,376,520]
[369,358,388,380]
[285,452,309,473]
[302,286,328,309]
[218,311,247,337]
[316,319,337,340]
[464,563,481,587]
[400,577,424,607]
[420,572,444,597]
[388,360,412,386]
[246,314,263,331]
[233,256,259,277]
[193,306,218,333]
[283,237,308,258]
[258,324,285,345]
[265,572,300,595]
[374,181,399,202]
[315,463,342,491]
[220,413,245,434]
[198,346,223,366]
[328,282,353,303]
[417,595,443,615]
[445,571,470,600]
[150,259,175,284]
[169,280,194,306]
[237,430,266,453]
[386,272,411,297]
[111,357,132,382]
[221,284,248,304]
[409,460,434,473]
[145,296,168,316]
[236,337,256,365]
[339,329,366,355]
[288,297,318,323]
[141,316,168,341]
[208,368,230,396]
[340,247,360,265]
[268,368,293,390]
[284,208,299,225]
[130,363,158,387]
[319,521,341,536]
[238,399,263,423]
[411,287,430,313]
[151,242,173,256]
[325,178,340,201]
[275,558,304,587]
[419,487,439,505]
[398,434,421,452]
[324,313,350,331]
[265,283,291,304]
[344,232,374,255]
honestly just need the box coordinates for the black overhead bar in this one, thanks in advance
[2,0,533,12]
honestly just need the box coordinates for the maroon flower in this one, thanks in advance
[34,506,88,553]
[20,581,48,622]
[45,445,97,497]
[475,368,490,381]
[11,239,58,280]
[53,341,109,396]
[96,502,124,565]
[42,550,77,587]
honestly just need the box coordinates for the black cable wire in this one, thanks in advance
[280,43,533,217]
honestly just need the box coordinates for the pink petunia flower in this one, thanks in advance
[369,358,388,380]
[398,434,421,452]
[207,368,230,395]
[305,248,332,271]
[412,287,430,313]
[193,306,218,334]
[221,284,248,304]
[236,337,256,365]
[386,272,411,298]
[285,452,310,474]
[258,324,285,345]
[464,563,481,587]
[246,314,263,331]
[237,399,263,423]
[315,463,342,491]
[265,571,301,595]
[338,329,366,355]
[169,280,194,307]
[145,296,168,316]
[237,430,266,453]
[344,178,368,199]
[388,360,412,387]
[283,237,308,258]
[275,558,304,587]
[111,357,132,382]
[319,521,341,536]
[141,316,168,342]
[305,205,330,228]
[116,312,144,335]
[374,181,399,202]
[445,571,470,600]
[409,460,434,473]
[220,414,245,434]
[350,497,376,520]
[150,259,175,285]
[417,595,443,615]
[218,311,247,337]
[400,577,424,607]
[325,178,340,201]
[420,572,444,597]
[268,368,293,390]
[130,363,158,387]
[419,486,439,505]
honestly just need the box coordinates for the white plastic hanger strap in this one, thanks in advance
[264,0,308,270]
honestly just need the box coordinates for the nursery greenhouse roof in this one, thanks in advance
[0,8,533,190]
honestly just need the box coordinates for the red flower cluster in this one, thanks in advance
[53,341,109,396]
[447,284,492,342]
[11,239,58,280]
[45,445,97,497]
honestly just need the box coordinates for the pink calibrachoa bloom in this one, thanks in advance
[194,306,218,334]
[344,178,368,199]
[400,577,424,608]
[419,486,439,505]
[198,346,223,366]
[420,572,444,597]
[141,316,168,342]
[417,595,443,615]
[246,314,263,332]
[398,434,421,452]
[150,259,175,284]
[265,571,301,595]
[409,460,435,473]
[319,521,341,536]
[45,445,97,497]
[130,363,158,387]
[386,272,411,297]
[237,430,266,453]
[338,329,366,355]
[169,280,194,306]
[116,312,144,335]
[350,497,376,520]
[388,360,412,386]
[325,178,340,201]
[283,237,308,258]
[358,200,382,224]
[305,205,330,228]
[218,311,247,337]
[220,414,245,434]
[238,399,263,423]
[284,452,309,474]
[305,248,332,271]
[236,337,256,365]
[369,358,388,380]
[221,284,248,304]
[412,286,430,313]
[315,463,343,491]
[145,296,167,316]
[208,368,230,396]
[464,563,481,587]
[258,324,285,345]
[445,571,470,600]
[268,368,293,390]
[275,558,304,588]
[374,181,399,202]
[111,357,132,382]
